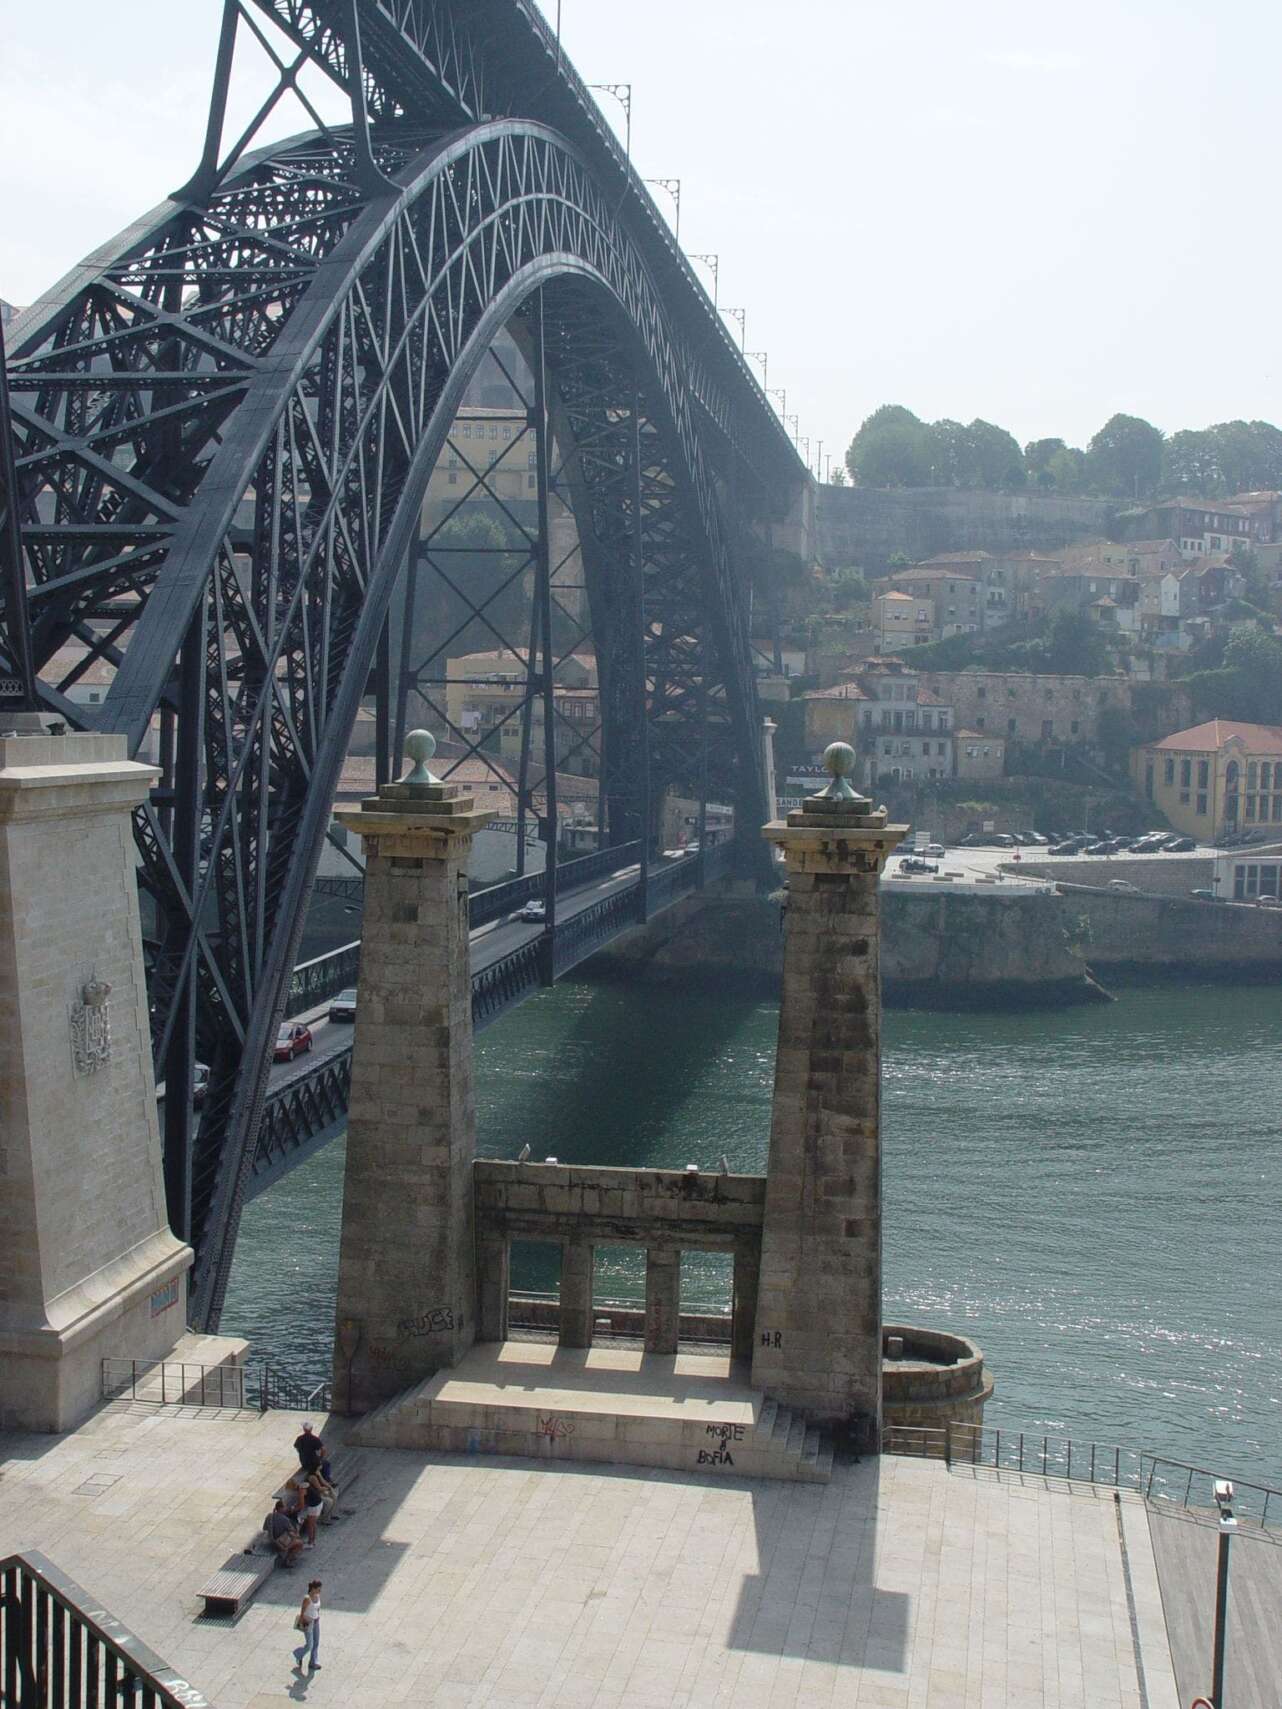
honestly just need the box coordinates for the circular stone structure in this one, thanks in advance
[882,1324,994,1456]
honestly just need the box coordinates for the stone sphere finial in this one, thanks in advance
[824,741,856,779]
[817,740,860,803]
[402,728,440,786]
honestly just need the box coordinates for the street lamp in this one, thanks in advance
[689,253,719,308]
[588,83,632,157]
[1211,1479,1237,1707]
[645,178,681,240]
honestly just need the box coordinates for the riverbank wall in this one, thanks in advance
[588,885,1107,1010]
[588,873,1282,1006]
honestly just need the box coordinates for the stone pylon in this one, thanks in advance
[331,733,493,1414]
[752,742,905,1448]
[0,730,194,1431]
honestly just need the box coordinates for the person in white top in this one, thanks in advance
[292,1579,322,1672]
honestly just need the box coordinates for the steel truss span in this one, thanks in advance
[3,3,802,1330]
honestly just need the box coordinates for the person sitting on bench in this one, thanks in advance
[266,1501,304,1567]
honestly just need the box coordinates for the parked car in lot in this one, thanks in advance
[193,1062,210,1106]
[898,857,939,874]
[1189,888,1218,901]
[1107,879,1139,893]
[1164,836,1196,852]
[1047,842,1078,856]
[925,842,945,858]
[328,987,357,1022]
[516,899,547,923]
[274,1022,313,1062]
[1257,894,1282,907]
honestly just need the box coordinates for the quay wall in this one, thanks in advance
[588,877,1282,1004]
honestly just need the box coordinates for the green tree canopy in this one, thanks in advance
[1025,437,1067,488]
[1085,413,1164,499]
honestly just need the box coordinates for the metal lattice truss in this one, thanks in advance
[4,61,796,1324]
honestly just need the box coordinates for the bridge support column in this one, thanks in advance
[558,1240,594,1349]
[751,743,904,1450]
[644,1246,680,1355]
[0,731,194,1432]
[731,1240,760,1362]
[331,734,492,1414]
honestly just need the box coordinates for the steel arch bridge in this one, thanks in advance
[0,0,806,1328]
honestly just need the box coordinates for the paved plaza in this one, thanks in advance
[0,1403,1180,1708]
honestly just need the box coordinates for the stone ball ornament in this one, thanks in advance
[819,740,860,802]
[402,728,441,786]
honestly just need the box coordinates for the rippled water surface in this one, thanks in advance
[223,978,1282,1486]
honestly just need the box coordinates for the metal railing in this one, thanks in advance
[553,884,643,976]
[251,1050,352,1190]
[255,1364,332,1415]
[0,1551,211,1708]
[287,939,360,1014]
[887,1421,1282,1529]
[468,839,642,928]
[102,1357,248,1409]
[471,937,544,1031]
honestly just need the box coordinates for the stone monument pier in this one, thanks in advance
[751,743,904,1450]
[0,730,196,1431]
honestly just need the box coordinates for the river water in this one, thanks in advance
[222,977,1282,1488]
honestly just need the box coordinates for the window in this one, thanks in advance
[982,745,991,757]
[1247,762,1258,791]
[1042,719,1053,739]
[882,742,892,756]
[967,745,977,758]
[1262,763,1273,792]
[1070,721,1079,736]
[1246,795,1257,821]
[1179,790,1190,805]
[976,716,986,730]
[1234,864,1246,900]
[1262,865,1281,899]
[1008,718,1017,734]
[977,686,987,701]
[1274,796,1282,822]
[527,475,537,489]
[502,426,512,440]
[489,426,499,440]
[448,471,458,484]
[1164,757,1175,786]
[937,742,946,756]
[1007,686,1017,700]
[1044,688,1054,703]
[1198,759,1210,789]
[462,424,472,438]
[1072,689,1082,702]
[1180,759,1192,788]
[1196,792,1208,816]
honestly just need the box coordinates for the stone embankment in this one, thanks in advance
[589,886,1107,1010]
[591,868,1282,1006]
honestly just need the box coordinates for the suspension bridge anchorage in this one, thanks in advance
[3,1,808,1331]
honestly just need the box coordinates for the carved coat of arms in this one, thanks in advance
[69,977,113,1075]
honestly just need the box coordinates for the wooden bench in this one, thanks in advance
[198,1450,362,1619]
[198,1543,281,1619]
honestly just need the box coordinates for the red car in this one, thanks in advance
[274,1022,313,1062]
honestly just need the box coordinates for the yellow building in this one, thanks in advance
[871,589,933,650]
[1132,719,1282,840]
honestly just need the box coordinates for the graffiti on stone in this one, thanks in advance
[537,1414,575,1440]
[397,1305,456,1339]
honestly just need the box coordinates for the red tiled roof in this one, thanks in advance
[802,682,867,700]
[918,551,991,564]
[1150,720,1282,754]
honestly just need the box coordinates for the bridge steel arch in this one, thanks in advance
[4,94,796,1326]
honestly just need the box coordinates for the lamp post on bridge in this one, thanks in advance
[645,178,681,241]
[690,253,719,307]
[588,83,631,157]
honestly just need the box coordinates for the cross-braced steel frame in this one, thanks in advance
[2,0,806,1330]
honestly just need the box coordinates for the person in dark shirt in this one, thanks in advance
[294,1423,324,1474]
[265,1500,304,1566]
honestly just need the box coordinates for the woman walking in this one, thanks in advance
[292,1579,322,1672]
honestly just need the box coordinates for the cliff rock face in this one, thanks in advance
[589,888,1107,1010]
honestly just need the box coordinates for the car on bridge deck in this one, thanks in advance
[516,900,546,923]
[274,1022,314,1062]
[328,988,357,1022]
[193,1062,210,1106]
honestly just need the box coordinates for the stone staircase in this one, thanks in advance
[347,1344,833,1483]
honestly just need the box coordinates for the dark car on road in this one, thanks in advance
[897,857,939,874]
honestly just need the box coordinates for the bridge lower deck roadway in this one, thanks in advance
[265,860,643,1100]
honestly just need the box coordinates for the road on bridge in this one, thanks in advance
[216,860,646,1109]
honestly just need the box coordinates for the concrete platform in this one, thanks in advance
[348,1342,833,1481]
[0,1401,1178,1708]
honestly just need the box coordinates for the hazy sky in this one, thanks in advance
[3,2,1276,471]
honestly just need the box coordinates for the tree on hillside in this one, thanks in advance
[1185,624,1282,724]
[1046,445,1088,493]
[1025,437,1067,488]
[827,464,847,486]
[846,407,934,487]
[1085,413,1164,499]
[1208,419,1282,495]
[1043,608,1111,675]
[1161,428,1222,494]
[965,418,1026,489]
